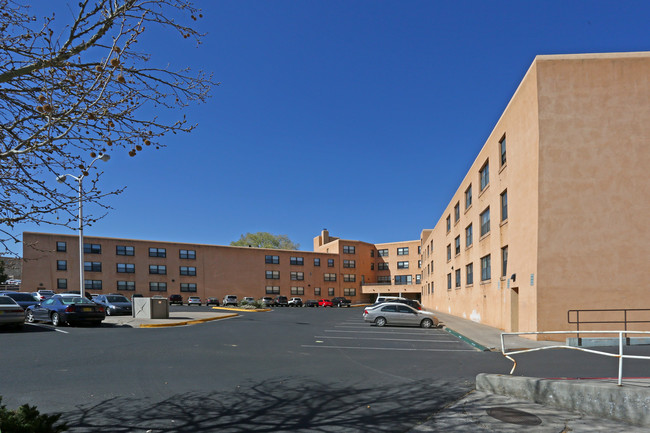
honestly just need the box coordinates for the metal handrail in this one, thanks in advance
[501,330,650,386]
[568,308,650,345]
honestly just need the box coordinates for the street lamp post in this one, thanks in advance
[56,153,110,299]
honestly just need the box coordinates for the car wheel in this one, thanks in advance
[26,310,35,323]
[375,317,387,327]
[421,318,433,328]
[51,312,62,327]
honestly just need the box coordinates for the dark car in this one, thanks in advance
[331,297,351,308]
[25,294,105,327]
[206,297,220,306]
[0,291,40,310]
[169,294,183,305]
[93,294,132,316]
[304,299,319,307]
[273,296,288,307]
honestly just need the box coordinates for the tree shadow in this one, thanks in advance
[61,378,472,432]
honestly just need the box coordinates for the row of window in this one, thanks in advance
[376,247,410,258]
[445,247,508,289]
[55,279,197,292]
[264,255,336,267]
[265,286,357,296]
[56,242,197,259]
[57,261,198,276]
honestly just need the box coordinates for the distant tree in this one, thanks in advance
[0,0,215,254]
[230,232,300,250]
[0,260,7,284]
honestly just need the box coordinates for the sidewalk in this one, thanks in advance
[103,310,238,328]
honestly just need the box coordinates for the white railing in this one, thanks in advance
[501,330,650,386]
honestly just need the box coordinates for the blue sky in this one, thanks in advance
[10,0,650,254]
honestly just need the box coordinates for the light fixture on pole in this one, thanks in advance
[56,153,110,299]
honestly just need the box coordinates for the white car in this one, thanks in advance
[187,296,202,306]
[288,297,303,307]
[222,295,238,306]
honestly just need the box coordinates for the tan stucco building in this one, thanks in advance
[420,52,650,339]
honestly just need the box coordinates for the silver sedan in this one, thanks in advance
[363,302,439,328]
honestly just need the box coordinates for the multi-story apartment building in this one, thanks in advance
[420,52,650,339]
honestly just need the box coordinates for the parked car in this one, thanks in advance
[0,295,25,329]
[362,302,439,328]
[25,294,105,327]
[206,297,220,306]
[395,298,424,310]
[304,299,319,307]
[273,295,288,307]
[188,296,202,306]
[318,299,333,307]
[0,291,40,310]
[374,296,406,305]
[169,294,183,305]
[93,294,132,316]
[222,295,238,306]
[260,297,274,307]
[32,290,56,301]
[241,297,256,305]
[288,297,303,307]
[331,297,351,308]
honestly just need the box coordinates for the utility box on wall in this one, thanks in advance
[133,297,169,319]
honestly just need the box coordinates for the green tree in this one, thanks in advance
[230,232,300,250]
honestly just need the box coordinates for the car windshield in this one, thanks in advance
[0,296,18,305]
[61,297,94,305]
[107,296,128,302]
[4,293,36,301]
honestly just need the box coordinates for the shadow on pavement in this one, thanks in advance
[61,378,473,432]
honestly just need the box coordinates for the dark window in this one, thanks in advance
[291,287,305,295]
[84,261,102,272]
[84,243,101,254]
[324,273,336,282]
[290,271,304,281]
[343,245,355,254]
[117,281,135,291]
[454,202,460,223]
[290,257,304,265]
[180,249,196,259]
[116,245,135,256]
[265,270,280,279]
[481,255,491,281]
[502,246,508,277]
[455,269,461,288]
[56,241,67,252]
[149,282,167,292]
[371,250,375,257]
[480,207,491,236]
[455,236,460,255]
[180,283,197,292]
[327,259,334,267]
[397,247,409,256]
[500,134,507,167]
[466,224,473,247]
[265,286,280,294]
[57,278,67,289]
[344,288,356,296]
[501,190,508,221]
[446,244,451,261]
[343,260,356,268]
[265,255,279,264]
[397,261,409,269]
[416,274,421,284]
[465,184,472,209]
[117,263,135,273]
[149,248,166,258]
[149,265,167,275]
[180,266,196,276]
[328,288,335,296]
[480,160,490,191]
[466,263,474,285]
[446,215,451,232]
[378,249,388,257]
[394,275,412,285]
[377,276,391,283]
[343,274,356,282]
[314,258,320,266]
[378,263,389,270]
[314,287,321,296]
[57,260,67,271]
[84,280,102,290]
[447,273,452,290]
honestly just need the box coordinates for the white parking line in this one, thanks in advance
[301,345,476,352]
[26,323,69,334]
[314,336,463,343]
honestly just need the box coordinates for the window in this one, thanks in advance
[180,283,197,292]
[418,246,421,254]
[265,255,279,264]
[415,274,421,284]
[344,288,356,296]
[265,286,280,294]
[479,160,489,191]
[84,261,102,272]
[180,266,196,276]
[314,287,321,296]
[343,274,356,282]
[343,260,356,268]
[149,265,167,275]
[397,247,409,256]
[455,269,461,288]
[377,276,391,283]
[290,257,304,265]
[446,215,451,232]
[117,281,135,291]
[501,190,508,221]
[502,246,508,277]
[291,287,305,295]
[481,254,491,281]
[314,258,320,266]
[57,278,67,289]
[343,245,355,254]
[290,271,304,281]
[370,263,374,270]
[446,244,451,261]
[465,184,472,209]
[371,250,375,257]
[116,245,134,256]
[394,275,412,285]
[265,270,280,279]
[378,249,388,257]
[57,260,67,271]
[466,263,474,285]
[480,207,491,236]
[327,259,334,267]
[149,248,166,258]
[466,224,473,248]
[117,263,135,273]
[418,260,421,268]
[454,236,460,255]
[378,263,389,270]
[447,273,452,290]
[397,261,409,269]
[328,288,335,296]
[56,241,67,252]
[180,249,196,259]
[84,280,102,291]
[500,134,506,167]
[454,202,460,223]
[324,273,336,282]
[149,282,167,292]
[84,243,101,254]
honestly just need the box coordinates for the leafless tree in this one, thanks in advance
[0,0,214,254]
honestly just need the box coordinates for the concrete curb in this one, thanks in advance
[139,313,239,328]
[476,373,650,427]
[444,326,490,351]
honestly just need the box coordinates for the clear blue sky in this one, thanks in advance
[10,0,650,254]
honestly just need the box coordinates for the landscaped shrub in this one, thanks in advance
[0,397,67,433]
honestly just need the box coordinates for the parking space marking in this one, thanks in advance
[301,345,476,352]
[314,335,463,343]
[26,323,69,334]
